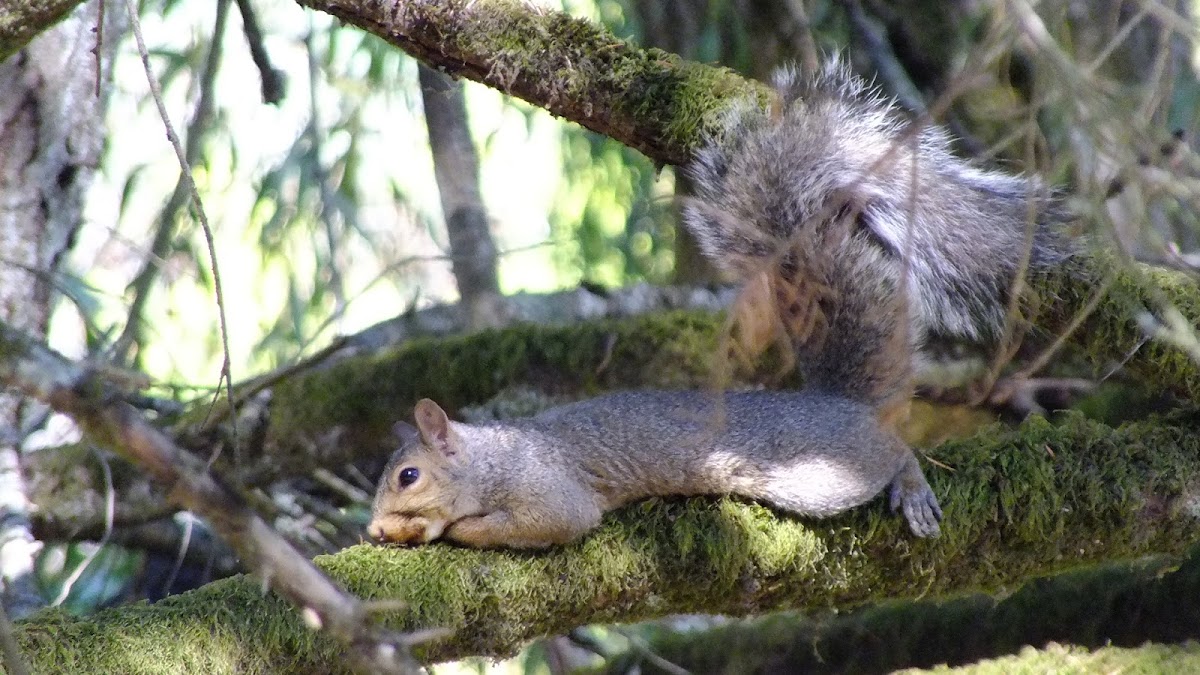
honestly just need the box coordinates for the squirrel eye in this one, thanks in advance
[397,467,420,488]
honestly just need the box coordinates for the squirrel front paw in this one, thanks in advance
[367,514,447,545]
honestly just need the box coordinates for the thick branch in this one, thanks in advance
[13,411,1200,669]
[293,0,764,166]
[0,0,86,60]
[600,547,1200,673]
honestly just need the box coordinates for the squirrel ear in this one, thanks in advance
[413,399,453,455]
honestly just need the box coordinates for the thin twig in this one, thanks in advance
[91,0,105,96]
[113,0,229,365]
[124,0,240,458]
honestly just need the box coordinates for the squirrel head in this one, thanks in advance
[367,399,473,545]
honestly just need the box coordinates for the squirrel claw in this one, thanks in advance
[889,481,943,538]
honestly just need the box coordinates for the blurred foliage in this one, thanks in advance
[85,0,682,384]
[36,543,142,615]
[551,132,675,288]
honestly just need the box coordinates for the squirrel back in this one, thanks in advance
[682,60,1070,385]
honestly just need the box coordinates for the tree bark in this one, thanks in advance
[0,0,122,618]
[417,64,503,329]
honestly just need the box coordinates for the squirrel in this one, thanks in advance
[369,61,950,547]
[367,388,942,548]
[366,59,1084,548]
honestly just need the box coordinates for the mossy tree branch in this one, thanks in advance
[595,547,1200,673]
[292,0,765,166]
[0,0,85,60]
[12,411,1200,670]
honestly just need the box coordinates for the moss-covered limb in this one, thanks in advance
[14,413,1200,670]
[1035,254,1200,403]
[292,0,765,166]
[0,0,84,60]
[594,547,1200,674]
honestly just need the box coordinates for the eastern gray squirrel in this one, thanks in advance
[367,59,1068,548]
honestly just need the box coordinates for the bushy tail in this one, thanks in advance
[682,59,1072,401]
[680,60,915,417]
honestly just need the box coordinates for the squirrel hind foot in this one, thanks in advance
[888,458,943,538]
[890,482,942,538]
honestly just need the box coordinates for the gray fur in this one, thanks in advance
[683,58,1070,363]
[373,391,941,544]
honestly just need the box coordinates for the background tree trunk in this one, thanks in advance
[418,64,503,329]
[0,0,122,618]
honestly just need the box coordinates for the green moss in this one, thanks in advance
[595,549,1200,674]
[14,578,344,674]
[435,0,764,157]
[0,0,85,61]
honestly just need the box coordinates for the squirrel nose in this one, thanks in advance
[366,522,384,541]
